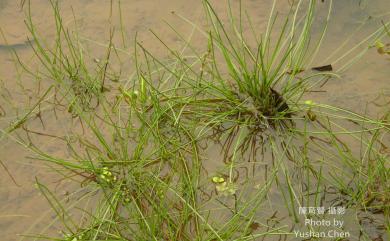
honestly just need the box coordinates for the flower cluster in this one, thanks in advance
[212,176,237,196]
[98,167,117,184]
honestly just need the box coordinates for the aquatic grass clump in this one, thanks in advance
[197,1,312,120]
[135,0,390,166]
[22,0,115,115]
[278,102,390,233]
[320,115,390,213]
[133,0,339,160]
[12,2,208,240]
[17,82,207,239]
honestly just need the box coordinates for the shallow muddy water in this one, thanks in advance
[1,0,389,240]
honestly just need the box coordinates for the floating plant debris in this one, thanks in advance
[312,64,333,72]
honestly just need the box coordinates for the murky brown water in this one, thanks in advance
[1,0,389,240]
